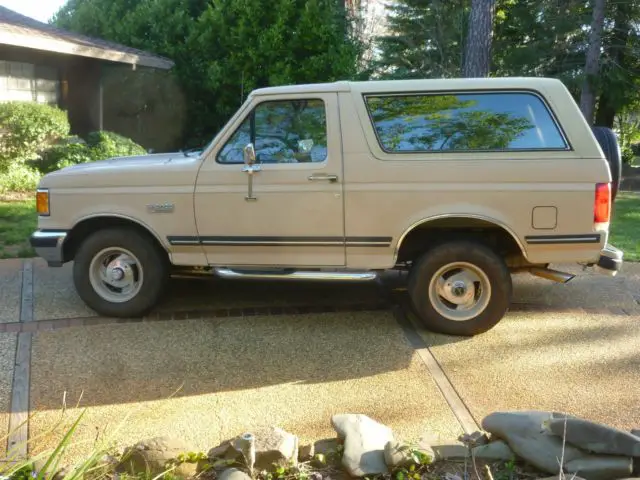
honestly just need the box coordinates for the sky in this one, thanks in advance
[1,0,67,23]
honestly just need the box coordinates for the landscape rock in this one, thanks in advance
[547,417,640,457]
[209,440,243,461]
[384,440,434,468]
[459,431,489,446]
[430,444,468,461]
[482,411,587,473]
[632,430,640,439]
[331,413,394,476]
[564,456,633,480]
[218,468,252,480]
[253,427,299,471]
[471,441,514,461]
[314,438,341,456]
[299,444,314,461]
[119,436,199,477]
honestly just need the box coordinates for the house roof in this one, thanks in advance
[0,6,174,69]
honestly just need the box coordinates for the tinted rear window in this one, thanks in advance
[364,92,568,153]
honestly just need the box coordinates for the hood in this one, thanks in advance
[53,151,199,174]
[40,151,203,189]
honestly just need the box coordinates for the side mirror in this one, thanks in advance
[243,143,256,165]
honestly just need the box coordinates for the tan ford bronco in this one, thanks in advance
[29,77,624,336]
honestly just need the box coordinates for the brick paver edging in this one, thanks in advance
[0,302,392,332]
[0,301,632,334]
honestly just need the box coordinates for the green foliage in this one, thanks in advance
[0,102,70,173]
[53,0,362,148]
[37,131,147,174]
[615,107,640,164]
[372,0,640,136]
[372,0,467,79]
[86,131,147,159]
[38,142,93,174]
[0,163,41,193]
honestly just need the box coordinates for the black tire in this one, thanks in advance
[407,241,512,336]
[73,228,169,317]
[592,126,621,202]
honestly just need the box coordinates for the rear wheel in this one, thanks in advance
[408,241,512,336]
[73,228,169,317]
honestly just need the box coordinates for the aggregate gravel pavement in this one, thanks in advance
[0,258,638,465]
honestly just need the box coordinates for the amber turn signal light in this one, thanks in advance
[36,189,50,216]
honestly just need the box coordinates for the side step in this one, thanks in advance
[213,267,378,282]
[529,267,575,284]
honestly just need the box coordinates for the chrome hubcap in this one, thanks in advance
[428,262,491,322]
[89,248,144,303]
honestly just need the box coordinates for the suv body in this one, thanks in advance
[29,77,624,335]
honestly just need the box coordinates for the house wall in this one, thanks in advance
[0,45,63,104]
[0,44,183,151]
[64,57,102,138]
[0,45,102,136]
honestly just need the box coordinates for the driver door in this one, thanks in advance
[193,92,346,267]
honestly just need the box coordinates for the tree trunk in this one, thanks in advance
[462,0,496,78]
[579,0,607,125]
[595,0,630,128]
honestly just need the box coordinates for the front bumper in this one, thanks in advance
[595,243,623,276]
[29,230,67,267]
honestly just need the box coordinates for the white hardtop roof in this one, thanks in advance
[251,77,564,97]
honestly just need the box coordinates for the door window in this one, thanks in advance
[217,99,328,164]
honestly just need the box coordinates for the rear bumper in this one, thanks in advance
[595,243,623,276]
[29,230,67,267]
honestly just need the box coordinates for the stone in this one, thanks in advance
[431,444,468,461]
[218,468,252,480]
[471,441,514,461]
[119,436,199,477]
[632,430,640,439]
[564,456,633,480]
[459,431,489,447]
[547,417,640,457]
[299,444,315,462]
[482,411,588,473]
[383,441,434,468]
[331,413,394,477]
[314,438,341,457]
[209,440,243,461]
[253,426,299,471]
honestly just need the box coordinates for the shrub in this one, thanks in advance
[34,131,147,174]
[86,131,147,159]
[38,141,93,174]
[0,163,41,193]
[0,102,70,173]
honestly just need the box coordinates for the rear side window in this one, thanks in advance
[364,92,568,153]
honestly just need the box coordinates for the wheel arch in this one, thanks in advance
[393,213,530,264]
[63,214,169,263]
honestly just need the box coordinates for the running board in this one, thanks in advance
[529,267,575,284]
[213,267,378,282]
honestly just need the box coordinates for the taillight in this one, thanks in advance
[594,182,611,224]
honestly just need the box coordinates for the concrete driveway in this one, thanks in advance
[1,258,639,464]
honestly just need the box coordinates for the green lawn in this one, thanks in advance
[0,199,36,259]
[610,192,640,262]
[0,193,638,261]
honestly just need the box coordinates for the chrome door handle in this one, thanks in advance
[242,164,261,173]
[308,173,338,183]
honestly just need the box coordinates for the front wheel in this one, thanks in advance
[408,241,512,336]
[73,228,169,317]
